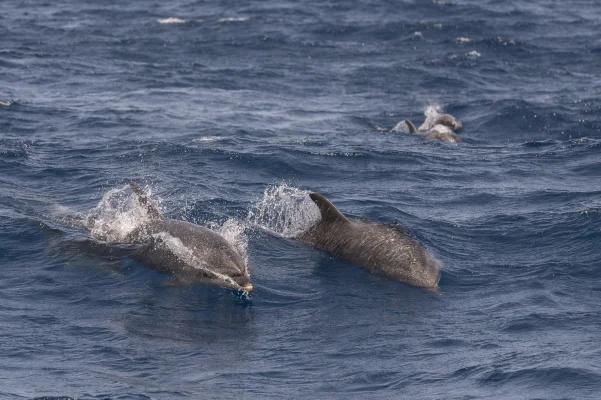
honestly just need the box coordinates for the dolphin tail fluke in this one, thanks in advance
[404,119,418,133]
[308,192,350,224]
[128,181,162,219]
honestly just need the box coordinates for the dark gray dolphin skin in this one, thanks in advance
[298,193,441,291]
[127,182,253,291]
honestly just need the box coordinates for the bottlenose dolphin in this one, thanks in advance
[429,114,463,131]
[404,119,462,143]
[298,193,441,291]
[123,182,253,291]
[391,112,463,142]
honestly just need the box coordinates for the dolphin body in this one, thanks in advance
[298,193,441,291]
[124,182,253,291]
[392,114,463,143]
[404,119,461,143]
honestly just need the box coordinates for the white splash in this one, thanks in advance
[412,31,423,40]
[213,218,249,266]
[158,17,186,24]
[85,185,157,242]
[419,104,445,131]
[192,136,223,142]
[466,50,481,58]
[219,17,249,22]
[51,203,78,217]
[247,183,321,238]
[496,37,516,46]
[50,204,88,230]
[456,37,472,44]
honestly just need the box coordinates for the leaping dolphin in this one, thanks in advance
[124,182,253,291]
[298,193,441,291]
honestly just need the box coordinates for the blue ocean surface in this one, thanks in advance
[1,0,601,398]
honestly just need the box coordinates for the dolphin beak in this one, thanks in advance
[242,283,253,292]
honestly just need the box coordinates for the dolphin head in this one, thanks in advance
[203,245,253,292]
[230,271,253,292]
[139,223,254,292]
[126,184,254,292]
[183,255,253,292]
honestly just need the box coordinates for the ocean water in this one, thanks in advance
[1,0,601,398]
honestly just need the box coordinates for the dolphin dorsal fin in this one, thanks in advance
[129,181,162,219]
[404,119,418,133]
[309,192,350,224]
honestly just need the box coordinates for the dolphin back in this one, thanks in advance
[308,192,350,224]
[301,192,441,290]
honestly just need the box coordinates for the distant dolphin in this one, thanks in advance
[429,114,462,131]
[391,112,463,142]
[404,119,462,143]
[298,193,441,291]
[117,183,253,291]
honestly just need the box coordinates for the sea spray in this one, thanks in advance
[391,104,446,133]
[247,183,321,238]
[82,185,250,267]
[419,104,445,131]
[85,185,156,242]
[213,218,249,267]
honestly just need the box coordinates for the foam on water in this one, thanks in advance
[219,17,249,22]
[157,17,186,24]
[192,136,224,142]
[247,183,321,238]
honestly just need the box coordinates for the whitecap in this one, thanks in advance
[456,37,472,44]
[219,17,249,22]
[192,136,223,142]
[157,17,186,24]
[466,50,481,58]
